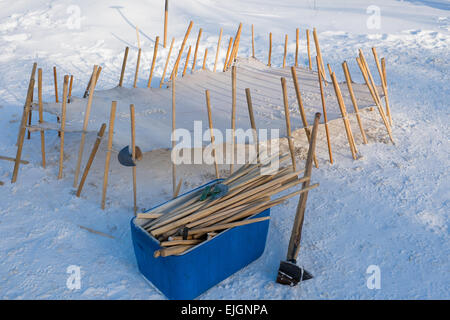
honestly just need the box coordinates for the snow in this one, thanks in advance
[0,0,449,299]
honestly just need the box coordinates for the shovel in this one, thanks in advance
[277,112,321,286]
[118,145,143,167]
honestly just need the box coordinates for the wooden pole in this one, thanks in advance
[202,49,208,70]
[287,112,321,261]
[192,28,203,72]
[147,36,160,88]
[159,37,175,88]
[290,67,319,168]
[356,56,394,144]
[213,28,223,72]
[283,34,288,68]
[281,77,297,171]
[230,66,237,174]
[164,0,168,48]
[68,75,74,103]
[268,32,272,66]
[53,66,59,103]
[313,28,327,81]
[84,67,95,98]
[12,64,36,183]
[172,21,194,79]
[130,104,137,215]
[76,123,107,197]
[182,45,192,77]
[251,24,255,58]
[101,101,117,209]
[330,72,358,160]
[73,65,99,187]
[342,61,368,144]
[227,23,243,70]
[381,57,387,87]
[58,75,69,179]
[306,29,312,70]
[245,88,259,161]
[205,90,220,179]
[316,57,333,164]
[119,47,129,87]
[134,48,142,88]
[295,28,299,67]
[372,47,392,126]
[172,79,177,197]
[223,37,233,72]
[38,68,46,168]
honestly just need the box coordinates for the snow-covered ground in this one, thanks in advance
[0,0,449,299]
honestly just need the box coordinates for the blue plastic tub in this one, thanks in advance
[130,180,270,300]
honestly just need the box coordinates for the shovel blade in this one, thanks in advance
[276,260,313,286]
[118,146,136,167]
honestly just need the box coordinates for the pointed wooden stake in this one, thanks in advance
[164,0,168,48]
[281,77,297,171]
[316,57,333,164]
[268,32,272,67]
[230,66,237,174]
[130,104,137,215]
[133,48,141,88]
[119,47,129,87]
[202,49,208,70]
[223,37,233,72]
[283,34,288,68]
[147,36,160,88]
[159,37,175,88]
[295,28,299,67]
[192,28,203,72]
[68,75,74,103]
[214,28,223,72]
[172,21,194,79]
[227,23,243,70]
[101,101,117,209]
[245,88,260,162]
[38,68,46,168]
[372,47,392,126]
[53,66,59,103]
[182,45,192,77]
[251,24,255,58]
[306,29,312,70]
[205,90,220,179]
[58,75,69,179]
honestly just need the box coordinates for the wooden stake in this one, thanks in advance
[223,37,233,72]
[245,88,259,161]
[283,34,288,68]
[12,63,36,183]
[205,90,220,179]
[1,156,29,164]
[268,32,272,66]
[101,101,117,210]
[290,67,319,168]
[316,57,333,164]
[130,104,137,215]
[313,28,327,81]
[381,57,387,87]
[372,47,392,126]
[119,47,129,87]
[74,65,99,187]
[174,179,183,198]
[58,75,69,179]
[37,69,46,168]
[295,28,299,67]
[53,66,59,103]
[330,72,358,160]
[76,123,107,197]
[201,48,208,70]
[84,67,96,98]
[164,0,168,48]
[227,23,243,70]
[251,24,255,58]
[172,78,177,197]
[192,28,203,72]
[230,66,237,174]
[172,21,194,80]
[159,37,175,88]
[136,26,141,50]
[342,61,368,144]
[134,48,141,88]
[182,45,192,77]
[213,28,223,72]
[281,77,297,171]
[287,112,321,261]
[147,36,160,88]
[68,75,74,103]
[306,29,312,70]
[188,216,270,236]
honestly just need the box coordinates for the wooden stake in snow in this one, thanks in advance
[205,90,220,179]
[58,75,69,179]
[172,21,194,79]
[313,28,327,82]
[202,49,208,70]
[192,28,203,72]
[73,65,99,187]
[230,66,237,174]
[147,36,160,88]
[134,48,142,88]
[342,61,368,144]
[130,104,137,215]
[119,47,129,87]
[68,75,74,103]
[159,37,175,88]
[316,57,333,164]
[281,77,297,171]
[38,68,46,168]
[290,67,319,168]
[101,101,117,210]
[223,37,233,72]
[171,78,179,197]
[227,23,243,70]
[372,47,392,126]
[295,28,299,67]
[306,29,312,70]
[164,0,168,48]
[53,66,59,103]
[330,72,358,160]
[283,34,288,68]
[245,88,260,161]
[213,28,223,72]
[251,24,255,58]
[268,32,272,67]
[76,123,107,197]
[182,45,192,77]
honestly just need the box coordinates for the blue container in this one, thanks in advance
[130,180,270,300]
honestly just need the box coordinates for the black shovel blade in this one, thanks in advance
[276,260,313,286]
[118,146,136,167]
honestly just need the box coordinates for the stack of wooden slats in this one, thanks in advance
[137,152,319,258]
